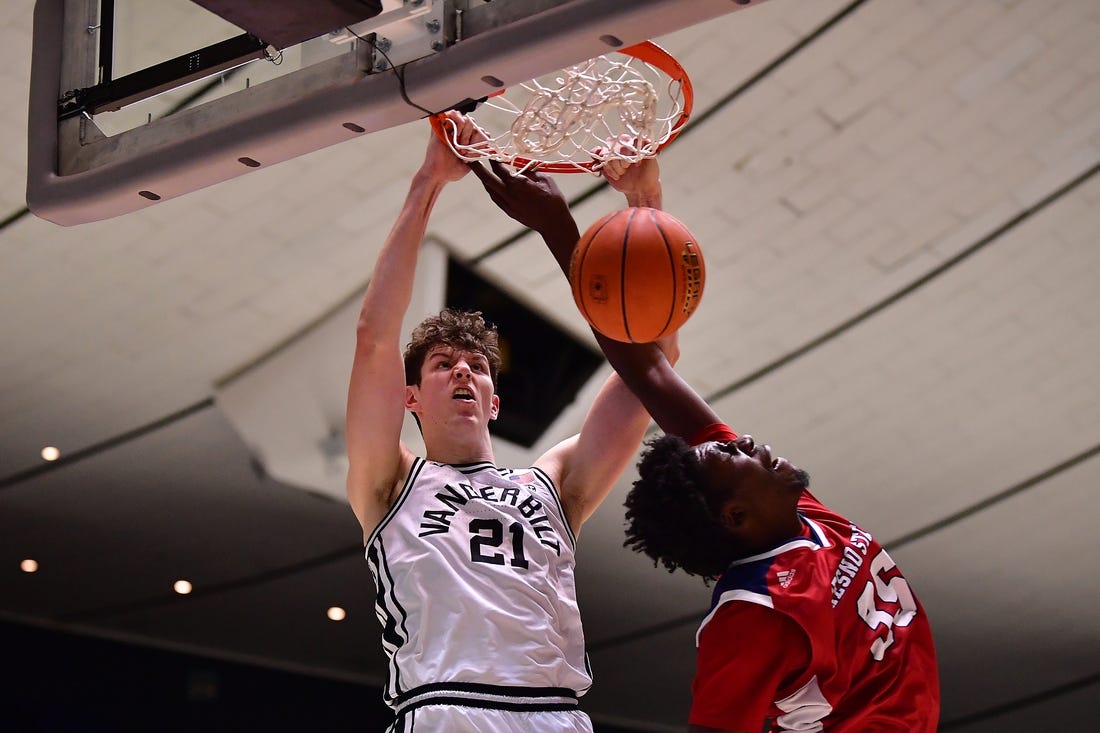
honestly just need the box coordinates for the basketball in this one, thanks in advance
[569,207,705,343]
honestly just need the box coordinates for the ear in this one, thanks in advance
[404,385,421,413]
[717,500,746,533]
[489,393,500,420]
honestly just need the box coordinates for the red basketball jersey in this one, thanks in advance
[692,490,940,732]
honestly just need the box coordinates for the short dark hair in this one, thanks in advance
[403,308,503,388]
[623,434,737,579]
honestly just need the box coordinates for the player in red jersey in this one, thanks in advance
[627,429,940,732]
[475,152,940,732]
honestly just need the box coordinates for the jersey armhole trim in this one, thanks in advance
[696,590,774,646]
[366,456,426,551]
[802,517,830,548]
[531,465,578,549]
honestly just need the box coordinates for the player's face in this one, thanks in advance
[411,345,499,427]
[694,435,808,553]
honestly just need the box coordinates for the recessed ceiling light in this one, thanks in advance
[41,446,60,461]
[21,559,39,573]
[174,579,193,595]
[326,606,346,621]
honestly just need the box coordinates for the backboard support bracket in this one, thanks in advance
[59,33,269,120]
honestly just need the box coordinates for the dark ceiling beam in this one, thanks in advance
[0,399,214,491]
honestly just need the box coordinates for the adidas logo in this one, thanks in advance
[777,569,797,588]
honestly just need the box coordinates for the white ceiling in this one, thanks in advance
[3,0,1100,730]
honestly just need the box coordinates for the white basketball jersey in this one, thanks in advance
[366,457,591,717]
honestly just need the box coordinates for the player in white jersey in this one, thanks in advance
[346,112,673,731]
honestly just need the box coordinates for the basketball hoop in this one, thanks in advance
[430,42,693,174]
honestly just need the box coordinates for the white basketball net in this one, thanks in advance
[439,50,688,173]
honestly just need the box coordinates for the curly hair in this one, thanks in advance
[403,308,503,388]
[623,434,737,579]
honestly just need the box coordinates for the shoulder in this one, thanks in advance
[696,601,814,685]
[701,601,807,648]
[706,536,838,629]
[532,435,576,486]
[350,447,419,538]
[500,465,551,487]
[694,601,812,706]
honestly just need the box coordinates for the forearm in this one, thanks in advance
[593,331,720,439]
[565,371,657,527]
[592,166,718,436]
[357,171,446,339]
[536,211,581,275]
[624,185,662,209]
[347,170,446,517]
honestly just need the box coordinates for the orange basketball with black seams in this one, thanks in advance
[569,207,705,343]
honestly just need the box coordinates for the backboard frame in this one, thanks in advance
[27,0,769,226]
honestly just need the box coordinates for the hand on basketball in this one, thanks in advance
[423,111,485,183]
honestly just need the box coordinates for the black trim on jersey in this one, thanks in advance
[800,514,829,548]
[392,682,580,716]
[367,457,427,549]
[397,696,579,715]
[386,708,412,733]
[366,458,423,702]
[530,465,577,549]
[439,459,497,474]
[368,540,410,701]
[533,463,589,695]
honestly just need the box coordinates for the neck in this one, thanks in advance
[731,512,806,561]
[423,429,495,466]
[426,445,495,465]
[760,512,806,552]
[779,511,804,541]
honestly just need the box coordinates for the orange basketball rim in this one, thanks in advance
[430,41,694,174]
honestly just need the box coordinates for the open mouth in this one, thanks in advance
[452,388,474,401]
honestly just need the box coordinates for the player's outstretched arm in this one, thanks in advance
[594,155,722,439]
[345,112,477,537]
